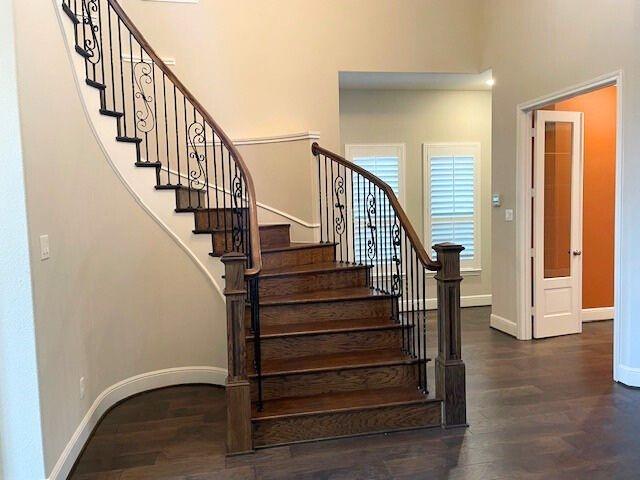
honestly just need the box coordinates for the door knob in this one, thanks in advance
[572,250,582,256]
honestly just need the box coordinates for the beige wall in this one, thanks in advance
[14,0,227,474]
[482,0,640,376]
[339,89,492,300]
[118,0,484,148]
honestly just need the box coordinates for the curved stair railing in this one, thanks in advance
[61,0,262,276]
[312,143,467,427]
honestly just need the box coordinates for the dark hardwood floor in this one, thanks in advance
[69,307,640,480]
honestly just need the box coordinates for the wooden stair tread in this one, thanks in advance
[260,261,368,278]
[250,348,416,377]
[249,317,402,339]
[252,386,432,420]
[262,242,336,253]
[260,287,391,306]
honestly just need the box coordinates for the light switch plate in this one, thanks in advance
[492,193,502,207]
[40,235,50,260]
[505,209,514,222]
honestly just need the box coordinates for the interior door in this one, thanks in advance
[533,110,584,338]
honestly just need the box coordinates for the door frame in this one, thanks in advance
[514,71,623,378]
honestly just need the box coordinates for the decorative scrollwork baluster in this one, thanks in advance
[391,220,402,295]
[187,122,206,190]
[231,174,244,250]
[133,61,155,133]
[81,0,102,64]
[366,192,377,262]
[334,175,346,238]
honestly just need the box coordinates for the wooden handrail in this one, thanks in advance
[108,0,262,276]
[312,142,440,272]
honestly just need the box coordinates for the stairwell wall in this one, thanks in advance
[117,0,485,150]
[13,0,228,475]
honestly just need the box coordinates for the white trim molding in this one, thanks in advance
[404,294,492,311]
[122,54,176,66]
[618,364,640,388]
[194,131,320,148]
[47,366,226,480]
[490,313,518,337]
[582,307,614,323]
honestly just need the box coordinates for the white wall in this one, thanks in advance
[339,88,492,302]
[117,0,485,148]
[0,2,46,478]
[482,0,640,385]
[12,0,228,475]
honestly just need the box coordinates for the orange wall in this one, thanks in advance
[551,86,616,309]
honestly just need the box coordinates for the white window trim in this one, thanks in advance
[344,143,406,207]
[423,142,482,273]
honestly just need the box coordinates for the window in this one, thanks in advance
[345,144,405,263]
[424,143,481,271]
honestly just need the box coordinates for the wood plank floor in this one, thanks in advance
[69,307,640,480]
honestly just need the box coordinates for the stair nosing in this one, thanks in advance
[259,262,370,279]
[246,321,408,340]
[259,289,395,307]
[262,242,337,254]
[252,391,437,422]
[249,355,421,379]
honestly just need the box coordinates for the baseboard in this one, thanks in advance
[47,366,227,480]
[582,307,614,322]
[617,364,640,388]
[490,313,518,337]
[403,294,492,311]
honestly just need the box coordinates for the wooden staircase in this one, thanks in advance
[60,0,467,456]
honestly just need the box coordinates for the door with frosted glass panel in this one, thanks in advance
[533,111,584,338]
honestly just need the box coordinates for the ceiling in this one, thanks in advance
[339,70,493,91]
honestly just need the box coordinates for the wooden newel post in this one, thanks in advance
[221,252,253,454]
[433,242,467,428]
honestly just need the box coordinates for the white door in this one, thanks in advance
[533,110,584,338]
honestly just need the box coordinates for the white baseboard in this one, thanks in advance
[403,294,492,311]
[490,313,518,337]
[47,366,227,480]
[617,364,640,388]
[582,307,614,322]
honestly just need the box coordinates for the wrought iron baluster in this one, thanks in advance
[117,18,127,136]
[333,166,346,262]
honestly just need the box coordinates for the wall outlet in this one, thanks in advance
[505,209,514,222]
[80,377,86,399]
[40,235,50,260]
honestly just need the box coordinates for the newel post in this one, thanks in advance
[433,242,467,428]
[221,253,253,454]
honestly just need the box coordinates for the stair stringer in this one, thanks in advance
[54,0,226,298]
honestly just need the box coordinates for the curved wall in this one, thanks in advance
[14,1,228,477]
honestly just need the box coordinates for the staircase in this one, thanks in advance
[247,225,441,447]
[59,0,467,455]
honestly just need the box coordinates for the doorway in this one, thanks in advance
[511,72,622,375]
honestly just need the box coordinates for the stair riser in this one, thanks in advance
[259,225,291,248]
[253,401,441,447]
[211,231,247,256]
[251,364,419,402]
[248,329,404,363]
[255,297,395,327]
[194,209,248,230]
[262,245,335,269]
[259,268,368,297]
[175,188,206,210]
